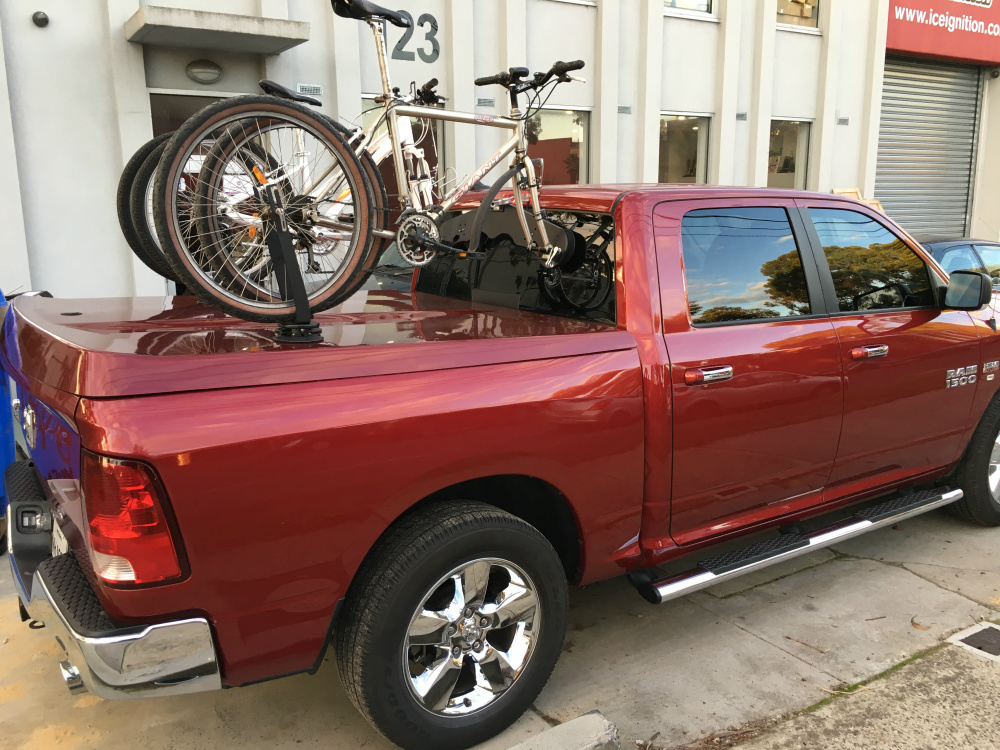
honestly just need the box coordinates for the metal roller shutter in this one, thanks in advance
[875,56,982,239]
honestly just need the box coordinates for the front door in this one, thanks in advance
[798,202,981,497]
[655,199,844,546]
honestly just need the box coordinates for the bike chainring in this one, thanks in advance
[396,213,440,267]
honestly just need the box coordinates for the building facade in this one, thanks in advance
[2,0,1000,298]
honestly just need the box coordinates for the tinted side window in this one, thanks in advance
[929,244,985,275]
[681,206,812,324]
[809,208,933,312]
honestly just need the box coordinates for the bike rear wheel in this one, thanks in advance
[118,132,175,280]
[128,135,180,283]
[154,95,375,322]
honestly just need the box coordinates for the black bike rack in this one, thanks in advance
[259,184,324,344]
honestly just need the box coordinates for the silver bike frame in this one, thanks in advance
[306,19,552,255]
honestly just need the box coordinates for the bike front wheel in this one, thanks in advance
[154,95,375,323]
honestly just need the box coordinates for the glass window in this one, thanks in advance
[658,115,710,184]
[415,211,615,325]
[526,109,590,185]
[809,208,934,312]
[974,245,1000,287]
[681,207,812,324]
[929,244,986,275]
[777,0,819,28]
[665,0,712,11]
[150,94,221,137]
[767,120,809,190]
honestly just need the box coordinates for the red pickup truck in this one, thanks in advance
[5,186,1000,750]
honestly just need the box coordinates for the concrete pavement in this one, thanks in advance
[0,508,997,750]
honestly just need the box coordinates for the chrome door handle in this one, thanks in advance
[684,365,734,385]
[850,345,889,361]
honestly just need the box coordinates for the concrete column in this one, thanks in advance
[105,0,163,296]
[711,0,742,186]
[330,6,362,124]
[858,0,889,199]
[444,0,476,178]
[635,0,664,183]
[971,73,1000,240]
[807,0,841,193]
[501,0,528,70]
[747,0,776,187]
[0,12,32,295]
[593,0,620,183]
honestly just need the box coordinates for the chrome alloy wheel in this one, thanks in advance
[403,558,540,716]
[989,432,1000,502]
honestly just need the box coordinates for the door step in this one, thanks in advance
[636,487,963,604]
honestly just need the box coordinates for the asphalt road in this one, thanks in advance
[1,509,997,750]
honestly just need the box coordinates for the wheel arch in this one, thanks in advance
[384,474,583,584]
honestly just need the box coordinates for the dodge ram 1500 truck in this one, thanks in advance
[6,186,1000,750]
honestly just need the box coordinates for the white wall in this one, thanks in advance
[0,0,962,299]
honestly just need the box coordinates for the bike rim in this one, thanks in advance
[169,109,366,311]
[403,557,540,717]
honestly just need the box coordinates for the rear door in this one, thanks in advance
[798,201,981,497]
[654,199,844,545]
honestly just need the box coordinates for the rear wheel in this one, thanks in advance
[335,501,567,750]
[154,96,375,322]
[117,132,174,279]
[953,396,1000,526]
[128,136,180,282]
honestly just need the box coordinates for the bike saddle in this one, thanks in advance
[332,0,412,28]
[259,79,321,107]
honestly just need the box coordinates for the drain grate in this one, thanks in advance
[960,626,1000,656]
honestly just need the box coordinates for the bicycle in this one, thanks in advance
[151,0,586,323]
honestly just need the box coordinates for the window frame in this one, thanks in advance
[663,0,718,22]
[526,105,593,185]
[796,200,946,316]
[658,111,712,185]
[670,198,830,329]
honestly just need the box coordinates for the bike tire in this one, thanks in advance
[153,96,375,323]
[117,132,174,279]
[128,136,180,283]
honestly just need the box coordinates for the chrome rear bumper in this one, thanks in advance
[7,459,221,699]
[21,562,222,699]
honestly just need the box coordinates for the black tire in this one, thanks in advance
[117,132,174,278]
[953,396,1000,525]
[153,95,375,323]
[335,501,568,750]
[129,137,180,282]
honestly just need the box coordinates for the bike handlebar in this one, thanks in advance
[552,60,585,75]
[475,61,585,89]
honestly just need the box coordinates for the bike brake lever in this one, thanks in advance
[568,75,587,84]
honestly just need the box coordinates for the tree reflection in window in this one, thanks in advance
[808,208,933,311]
[681,207,812,324]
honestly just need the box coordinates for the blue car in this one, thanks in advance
[0,288,17,529]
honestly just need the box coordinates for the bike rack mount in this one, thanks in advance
[260,185,324,344]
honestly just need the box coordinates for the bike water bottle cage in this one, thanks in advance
[258,80,322,107]
[332,0,412,28]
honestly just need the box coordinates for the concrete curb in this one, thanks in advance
[505,712,619,750]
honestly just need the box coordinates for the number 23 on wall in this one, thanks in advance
[391,11,440,63]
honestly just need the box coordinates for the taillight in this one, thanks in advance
[81,450,183,585]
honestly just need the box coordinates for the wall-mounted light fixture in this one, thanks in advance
[185,60,223,86]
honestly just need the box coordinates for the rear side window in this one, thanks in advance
[681,206,812,324]
[809,208,934,312]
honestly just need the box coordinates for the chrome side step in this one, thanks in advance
[638,488,963,605]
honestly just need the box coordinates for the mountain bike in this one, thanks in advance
[152,0,586,323]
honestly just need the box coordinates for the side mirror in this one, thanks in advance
[945,270,992,310]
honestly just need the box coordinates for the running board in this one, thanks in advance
[637,488,963,605]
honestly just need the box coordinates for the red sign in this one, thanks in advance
[888,0,1000,65]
